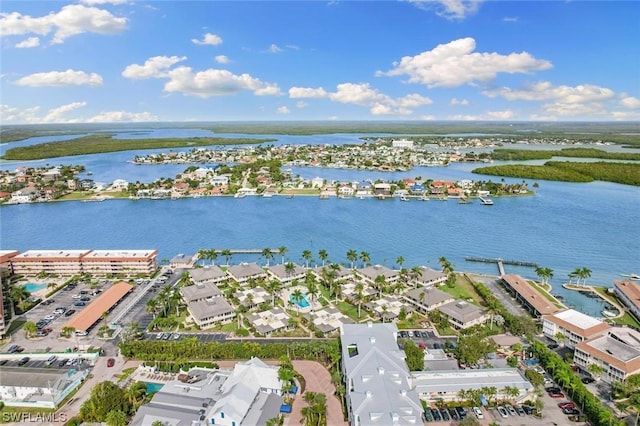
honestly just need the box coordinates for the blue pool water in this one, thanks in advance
[23,283,47,293]
[290,293,310,308]
[144,382,164,393]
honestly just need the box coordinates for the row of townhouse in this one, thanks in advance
[1,249,158,276]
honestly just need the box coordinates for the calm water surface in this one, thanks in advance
[1,130,639,316]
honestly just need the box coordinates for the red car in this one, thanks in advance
[107,358,115,367]
[558,402,576,410]
[549,392,565,398]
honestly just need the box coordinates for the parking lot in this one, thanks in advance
[0,356,90,371]
[399,329,458,349]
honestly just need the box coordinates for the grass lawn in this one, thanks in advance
[280,188,320,195]
[6,319,26,335]
[434,323,457,336]
[57,191,94,200]
[613,312,640,329]
[337,301,367,321]
[440,275,483,304]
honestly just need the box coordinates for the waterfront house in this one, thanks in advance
[437,300,489,330]
[233,286,270,309]
[341,281,378,303]
[311,177,325,188]
[412,266,447,287]
[267,263,306,286]
[338,185,355,197]
[227,262,266,284]
[542,309,611,348]
[365,295,413,322]
[357,264,400,285]
[187,266,227,285]
[409,183,426,195]
[312,264,353,282]
[170,253,195,269]
[403,287,454,314]
[110,179,129,191]
[372,182,391,197]
[304,307,354,336]
[210,175,230,186]
[10,186,39,203]
[180,282,223,304]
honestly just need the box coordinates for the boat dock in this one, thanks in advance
[211,249,279,254]
[465,257,539,275]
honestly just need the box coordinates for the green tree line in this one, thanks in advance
[1,134,275,160]
[472,161,640,186]
[491,148,640,161]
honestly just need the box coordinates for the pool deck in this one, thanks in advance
[282,285,320,314]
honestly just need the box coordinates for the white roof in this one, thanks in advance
[83,250,157,258]
[553,309,603,329]
[13,250,91,259]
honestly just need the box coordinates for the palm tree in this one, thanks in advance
[197,249,208,266]
[125,381,148,408]
[209,249,218,266]
[396,256,405,269]
[291,289,303,316]
[61,326,76,338]
[346,249,358,269]
[359,251,370,267]
[146,297,159,319]
[285,262,295,278]
[9,284,30,311]
[221,249,233,265]
[278,246,288,264]
[302,250,313,268]
[307,281,319,308]
[266,280,280,306]
[262,248,274,266]
[318,249,329,267]
[410,266,422,287]
[355,283,364,318]
[23,321,37,338]
[580,267,592,286]
[374,275,387,298]
[438,256,453,274]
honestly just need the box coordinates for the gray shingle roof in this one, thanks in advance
[404,287,453,307]
[188,297,234,321]
[227,262,265,280]
[180,282,222,303]
[437,300,487,324]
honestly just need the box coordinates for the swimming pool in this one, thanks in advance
[144,382,164,393]
[289,293,310,308]
[23,283,47,293]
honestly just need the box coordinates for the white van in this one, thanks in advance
[45,355,58,366]
[75,330,88,336]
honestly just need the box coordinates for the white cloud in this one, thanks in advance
[122,56,187,79]
[407,0,482,20]
[542,102,607,117]
[295,101,308,109]
[620,96,640,109]
[267,44,283,53]
[450,97,469,106]
[79,0,128,4]
[87,110,158,122]
[502,16,518,22]
[43,101,87,122]
[192,33,223,46]
[277,106,291,114]
[214,55,230,64]
[483,81,616,103]
[0,104,41,123]
[15,36,40,48]
[290,82,432,116]
[378,37,552,88]
[163,66,282,98]
[289,87,328,98]
[610,110,640,120]
[16,69,103,87]
[421,114,437,120]
[449,109,516,120]
[0,5,127,44]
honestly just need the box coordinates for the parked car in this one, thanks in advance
[559,402,576,410]
[430,409,441,421]
[581,377,595,384]
[72,294,82,299]
[58,359,67,367]
[473,407,484,419]
[0,360,7,365]
[549,392,565,398]
[423,410,434,422]
[515,405,525,416]
[522,404,534,415]
[74,301,86,307]
[563,408,581,415]
[439,408,450,421]
[545,386,561,393]
[448,407,459,420]
[497,406,509,418]
[45,355,58,366]
[65,309,76,316]
[455,406,467,418]
[568,414,588,422]
[505,404,517,416]
[42,299,54,305]
[7,344,20,353]
[17,357,30,366]
[107,358,115,367]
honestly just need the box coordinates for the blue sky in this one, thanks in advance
[1,0,639,123]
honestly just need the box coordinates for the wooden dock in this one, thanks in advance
[465,257,538,275]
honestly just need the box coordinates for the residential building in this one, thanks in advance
[341,282,378,303]
[411,368,533,403]
[227,262,266,284]
[233,287,270,309]
[312,265,353,282]
[11,250,90,276]
[304,307,354,336]
[267,263,306,285]
[0,250,19,275]
[614,280,640,321]
[0,368,89,409]
[403,287,454,313]
[340,323,424,426]
[131,359,283,426]
[357,265,400,285]
[437,300,489,330]
[247,307,291,336]
[574,327,640,383]
[81,250,158,276]
[391,139,414,149]
[365,296,413,322]
[180,283,223,304]
[10,186,39,203]
[542,309,611,347]
[187,297,235,329]
[187,266,227,285]
[500,274,560,317]
[170,253,196,269]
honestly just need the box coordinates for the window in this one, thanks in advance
[220,412,224,419]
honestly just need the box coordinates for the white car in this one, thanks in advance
[505,404,517,416]
[473,407,484,419]
[497,406,509,418]
[72,294,82,299]
[43,314,55,321]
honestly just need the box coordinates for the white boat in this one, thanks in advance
[400,195,409,202]
[418,195,430,201]
[262,192,273,198]
[480,197,494,205]
[602,309,618,318]
[621,273,640,280]
[234,192,247,199]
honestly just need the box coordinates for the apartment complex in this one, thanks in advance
[542,309,611,348]
[614,280,640,321]
[340,323,423,426]
[500,274,560,317]
[7,249,158,276]
[574,327,640,383]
